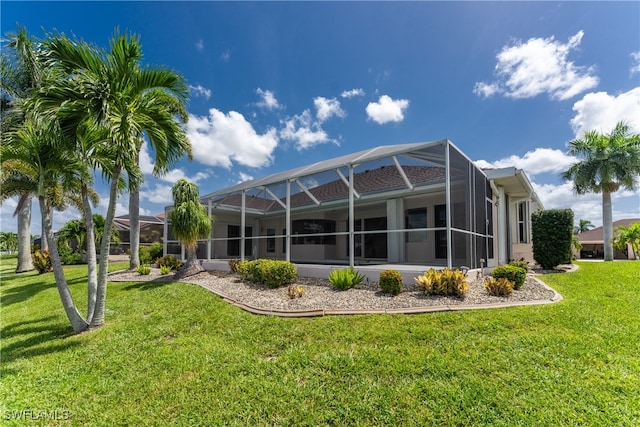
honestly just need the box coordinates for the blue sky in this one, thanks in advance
[1,1,639,235]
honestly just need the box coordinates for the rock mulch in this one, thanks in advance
[109,267,564,316]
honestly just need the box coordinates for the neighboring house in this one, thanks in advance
[164,140,542,270]
[112,214,165,254]
[576,218,640,260]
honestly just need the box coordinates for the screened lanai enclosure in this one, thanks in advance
[164,140,496,270]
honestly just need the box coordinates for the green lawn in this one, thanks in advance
[1,260,639,426]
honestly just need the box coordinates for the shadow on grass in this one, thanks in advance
[1,315,79,363]
[0,272,89,308]
[122,278,176,291]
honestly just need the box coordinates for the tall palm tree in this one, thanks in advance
[3,116,90,332]
[574,219,595,235]
[41,31,192,328]
[613,222,640,260]
[562,121,640,261]
[1,26,45,271]
[170,179,212,279]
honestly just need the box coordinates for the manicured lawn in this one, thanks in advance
[1,260,639,426]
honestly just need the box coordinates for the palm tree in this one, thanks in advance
[170,179,212,279]
[562,121,640,261]
[613,222,640,260]
[41,31,192,328]
[574,219,595,235]
[3,116,90,332]
[1,26,45,271]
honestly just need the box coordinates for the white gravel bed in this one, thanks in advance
[109,268,559,313]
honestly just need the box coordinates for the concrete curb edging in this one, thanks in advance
[186,276,564,318]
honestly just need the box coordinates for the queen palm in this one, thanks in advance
[0,26,45,271]
[562,121,640,261]
[41,31,191,328]
[574,219,595,235]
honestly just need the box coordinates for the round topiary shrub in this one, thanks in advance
[492,264,526,289]
[379,269,403,296]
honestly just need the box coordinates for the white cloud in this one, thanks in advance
[237,172,254,184]
[195,39,204,51]
[256,88,281,110]
[475,148,577,177]
[631,52,640,76]
[187,108,278,169]
[570,87,640,138]
[221,49,230,62]
[139,142,209,184]
[365,95,409,124]
[139,142,155,175]
[474,31,599,100]
[314,97,346,122]
[189,84,212,100]
[341,88,365,98]
[141,184,174,205]
[280,110,335,151]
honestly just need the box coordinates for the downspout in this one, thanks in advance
[490,180,507,265]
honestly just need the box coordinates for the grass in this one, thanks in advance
[1,260,639,426]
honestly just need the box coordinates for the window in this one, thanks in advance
[227,225,253,257]
[517,202,529,243]
[292,219,336,245]
[435,205,447,259]
[405,208,427,242]
[267,228,276,253]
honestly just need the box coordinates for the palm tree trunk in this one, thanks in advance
[91,166,121,328]
[81,185,99,320]
[39,196,89,333]
[15,194,34,273]
[602,191,614,261]
[129,189,140,269]
[173,243,204,279]
[40,206,50,251]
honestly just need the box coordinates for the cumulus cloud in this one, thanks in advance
[256,88,281,110]
[141,184,174,205]
[186,109,278,169]
[631,52,640,76]
[570,87,640,138]
[314,97,346,123]
[341,88,365,98]
[189,84,212,100]
[475,148,577,177]
[365,95,409,124]
[280,110,335,151]
[474,31,599,100]
[237,172,254,183]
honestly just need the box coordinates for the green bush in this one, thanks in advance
[329,267,366,291]
[155,255,183,271]
[379,269,403,295]
[484,276,514,296]
[509,259,529,271]
[148,243,164,261]
[56,241,86,265]
[236,259,297,288]
[492,265,526,290]
[139,246,152,265]
[32,249,52,274]
[137,265,151,275]
[414,268,468,298]
[160,265,172,275]
[228,259,241,273]
[532,209,574,269]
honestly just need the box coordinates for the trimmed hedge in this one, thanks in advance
[532,209,574,269]
[492,264,526,289]
[379,269,403,295]
[236,259,297,288]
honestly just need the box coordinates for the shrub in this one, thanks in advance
[415,268,468,298]
[32,249,52,274]
[379,269,403,295]
[139,246,152,265]
[155,255,183,271]
[56,241,85,265]
[509,259,529,271]
[137,265,151,275]
[287,285,305,299]
[236,259,297,288]
[228,259,241,273]
[492,265,526,290]
[148,242,164,261]
[329,267,366,291]
[532,209,574,269]
[160,265,172,275]
[484,276,514,296]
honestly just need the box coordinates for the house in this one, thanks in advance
[112,214,165,254]
[163,140,543,276]
[576,218,639,260]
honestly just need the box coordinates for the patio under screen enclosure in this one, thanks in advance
[164,140,499,270]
